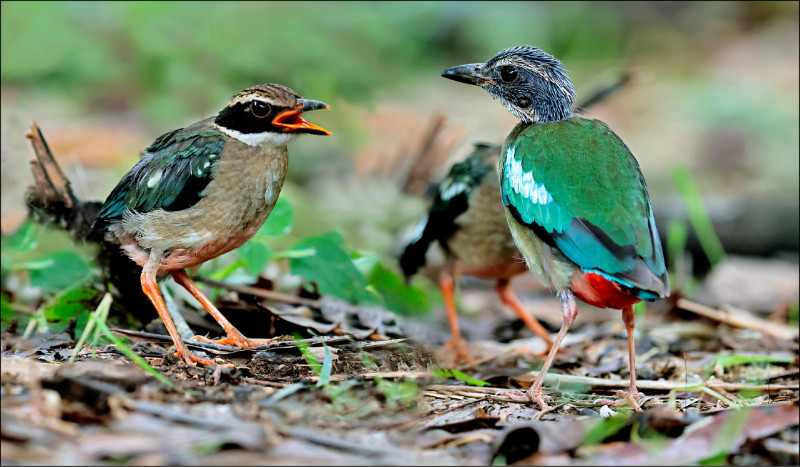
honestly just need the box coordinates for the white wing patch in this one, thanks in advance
[439,180,468,201]
[504,146,553,205]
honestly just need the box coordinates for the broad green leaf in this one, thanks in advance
[287,233,377,305]
[238,241,272,276]
[1,295,14,324]
[356,256,433,317]
[44,287,98,321]
[29,251,92,291]
[2,220,39,253]
[257,195,293,237]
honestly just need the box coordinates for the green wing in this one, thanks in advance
[93,119,226,228]
[501,118,667,296]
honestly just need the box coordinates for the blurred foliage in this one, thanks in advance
[1,1,797,335]
[1,220,99,336]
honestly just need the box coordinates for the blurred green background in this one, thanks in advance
[1,1,798,326]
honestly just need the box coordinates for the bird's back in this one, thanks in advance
[400,143,524,280]
[501,117,668,300]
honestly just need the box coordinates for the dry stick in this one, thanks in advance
[676,298,799,341]
[307,370,433,383]
[426,372,798,394]
[25,121,77,209]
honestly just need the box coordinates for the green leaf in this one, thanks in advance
[582,414,631,445]
[1,295,14,325]
[434,368,490,387]
[356,256,433,317]
[257,195,293,237]
[316,343,332,387]
[287,233,377,305]
[237,241,272,276]
[293,334,321,376]
[28,251,92,291]
[43,287,98,321]
[2,220,39,253]
[708,354,794,378]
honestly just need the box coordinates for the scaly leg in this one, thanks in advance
[141,251,214,366]
[500,289,578,410]
[495,278,554,352]
[599,304,643,412]
[171,269,274,348]
[439,270,473,366]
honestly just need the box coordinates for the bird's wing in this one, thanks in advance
[399,143,498,277]
[501,118,668,297]
[94,119,227,224]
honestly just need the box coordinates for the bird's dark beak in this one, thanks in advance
[441,63,492,86]
[272,99,332,135]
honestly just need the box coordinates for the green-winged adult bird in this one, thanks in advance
[441,46,669,411]
[399,142,553,365]
[90,84,331,366]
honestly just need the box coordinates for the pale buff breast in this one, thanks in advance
[115,139,288,274]
[446,178,527,280]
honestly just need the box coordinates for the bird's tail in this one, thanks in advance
[398,216,436,280]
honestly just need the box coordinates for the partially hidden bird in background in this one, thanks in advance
[399,142,553,365]
[90,84,331,366]
[442,46,669,411]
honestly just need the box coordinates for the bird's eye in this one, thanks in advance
[499,66,518,83]
[250,101,271,118]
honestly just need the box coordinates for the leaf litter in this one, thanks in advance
[2,266,798,465]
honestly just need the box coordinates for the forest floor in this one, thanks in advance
[2,263,798,466]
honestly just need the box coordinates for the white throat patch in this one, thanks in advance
[215,124,297,147]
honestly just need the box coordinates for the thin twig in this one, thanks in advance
[676,298,799,340]
[194,276,322,308]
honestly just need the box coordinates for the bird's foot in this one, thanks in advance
[496,386,552,411]
[598,389,643,412]
[175,348,216,367]
[190,329,274,348]
[438,336,474,367]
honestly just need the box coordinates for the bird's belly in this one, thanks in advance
[117,145,288,275]
[504,208,575,291]
[446,180,525,280]
[570,271,641,309]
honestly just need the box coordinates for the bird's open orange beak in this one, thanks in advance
[272,99,331,135]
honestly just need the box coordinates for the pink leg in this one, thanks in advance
[171,269,273,348]
[438,270,473,366]
[141,252,214,366]
[599,304,643,411]
[501,289,578,410]
[496,278,554,352]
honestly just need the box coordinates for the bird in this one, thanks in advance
[90,83,331,366]
[399,142,553,365]
[441,46,669,411]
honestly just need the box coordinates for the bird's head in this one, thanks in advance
[214,83,331,147]
[442,46,576,124]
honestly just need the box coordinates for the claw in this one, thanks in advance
[190,333,274,348]
[439,336,474,367]
[598,389,643,412]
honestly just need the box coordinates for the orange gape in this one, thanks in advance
[570,272,642,310]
